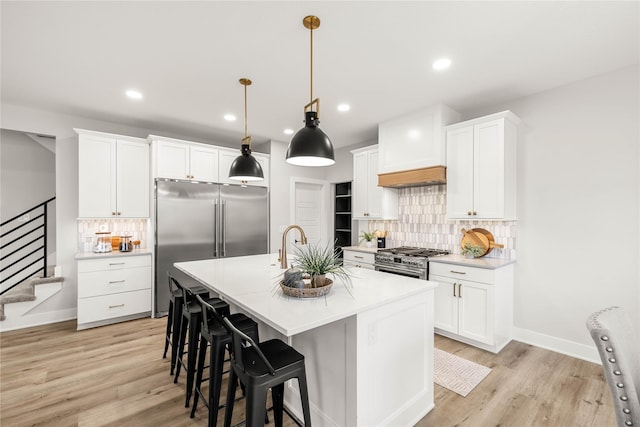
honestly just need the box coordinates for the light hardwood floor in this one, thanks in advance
[0,318,615,427]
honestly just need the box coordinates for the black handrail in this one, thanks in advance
[0,196,56,296]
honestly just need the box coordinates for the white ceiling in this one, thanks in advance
[2,1,638,148]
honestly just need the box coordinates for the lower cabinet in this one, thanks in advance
[77,254,152,330]
[430,261,513,353]
[342,249,375,270]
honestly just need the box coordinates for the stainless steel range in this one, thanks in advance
[374,247,450,280]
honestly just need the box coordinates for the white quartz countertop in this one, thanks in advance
[341,246,379,254]
[75,249,152,260]
[430,254,516,269]
[175,253,437,336]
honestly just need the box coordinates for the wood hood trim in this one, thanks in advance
[378,166,446,188]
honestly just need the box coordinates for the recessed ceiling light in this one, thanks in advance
[432,58,452,70]
[224,114,237,122]
[337,104,351,112]
[126,90,143,99]
[284,129,294,135]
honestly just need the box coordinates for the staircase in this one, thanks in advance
[0,266,64,321]
[1,197,61,325]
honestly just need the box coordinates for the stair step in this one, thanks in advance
[0,266,63,321]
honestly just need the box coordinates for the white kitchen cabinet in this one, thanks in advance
[378,104,460,174]
[351,145,398,220]
[445,111,520,220]
[430,261,513,353]
[218,147,270,187]
[342,248,375,270]
[153,136,219,182]
[77,254,152,330]
[77,129,150,218]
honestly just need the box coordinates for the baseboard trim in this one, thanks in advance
[0,308,77,333]
[512,326,600,364]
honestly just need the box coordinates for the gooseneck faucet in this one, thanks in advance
[280,225,308,269]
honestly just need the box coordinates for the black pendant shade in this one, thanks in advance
[229,77,264,182]
[286,111,335,167]
[229,144,264,181]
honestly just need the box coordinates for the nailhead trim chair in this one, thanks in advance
[587,306,640,427]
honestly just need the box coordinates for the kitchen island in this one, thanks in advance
[175,253,438,427]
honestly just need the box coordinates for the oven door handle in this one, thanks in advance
[374,263,426,279]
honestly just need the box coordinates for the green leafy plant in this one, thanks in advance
[461,243,484,258]
[292,241,352,288]
[359,231,375,244]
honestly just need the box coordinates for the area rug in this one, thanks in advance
[434,348,492,397]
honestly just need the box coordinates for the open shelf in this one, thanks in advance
[334,182,352,258]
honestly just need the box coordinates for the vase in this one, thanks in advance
[366,241,373,248]
[310,274,326,288]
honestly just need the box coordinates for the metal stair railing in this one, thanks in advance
[0,196,56,296]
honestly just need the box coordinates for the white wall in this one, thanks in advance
[464,65,639,361]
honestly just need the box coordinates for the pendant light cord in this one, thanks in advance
[244,82,248,139]
[309,24,314,106]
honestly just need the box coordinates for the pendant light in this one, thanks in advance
[229,78,264,182]
[285,15,335,167]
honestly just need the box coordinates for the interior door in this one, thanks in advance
[292,180,327,254]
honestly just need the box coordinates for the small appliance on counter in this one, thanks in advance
[94,231,112,253]
[375,230,388,248]
[118,235,133,252]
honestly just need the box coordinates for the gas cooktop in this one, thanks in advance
[377,246,450,258]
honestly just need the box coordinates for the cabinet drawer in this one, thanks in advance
[78,266,151,298]
[343,250,375,265]
[429,262,495,284]
[78,255,151,273]
[344,260,375,270]
[78,289,151,324]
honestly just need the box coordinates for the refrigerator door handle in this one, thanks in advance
[221,201,226,257]
[213,200,219,257]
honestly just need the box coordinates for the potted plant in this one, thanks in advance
[291,241,352,288]
[359,231,375,248]
[461,243,484,259]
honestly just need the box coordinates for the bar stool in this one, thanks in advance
[190,294,260,426]
[223,317,312,427]
[163,272,210,375]
[173,279,230,408]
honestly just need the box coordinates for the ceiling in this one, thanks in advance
[2,1,638,149]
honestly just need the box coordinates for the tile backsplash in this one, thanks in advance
[368,185,516,259]
[77,219,149,252]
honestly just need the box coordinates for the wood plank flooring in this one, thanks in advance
[0,318,615,426]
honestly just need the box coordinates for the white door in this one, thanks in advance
[155,140,190,180]
[190,144,219,182]
[290,179,328,255]
[116,140,149,217]
[446,126,474,218]
[474,119,505,219]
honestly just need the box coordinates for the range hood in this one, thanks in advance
[378,165,446,188]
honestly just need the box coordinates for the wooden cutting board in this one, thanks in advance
[460,228,490,256]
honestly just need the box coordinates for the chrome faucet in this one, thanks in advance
[279,225,308,269]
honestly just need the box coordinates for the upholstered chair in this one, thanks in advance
[587,306,640,427]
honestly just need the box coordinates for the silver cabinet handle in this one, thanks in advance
[109,304,125,309]
[108,280,125,284]
[450,270,466,275]
[354,255,364,259]
[453,283,457,297]
[213,200,219,257]
[109,262,125,266]
[458,283,462,298]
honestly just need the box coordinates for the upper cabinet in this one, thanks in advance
[351,145,398,220]
[152,136,218,182]
[445,111,520,220]
[218,147,270,187]
[77,129,150,218]
[378,104,460,174]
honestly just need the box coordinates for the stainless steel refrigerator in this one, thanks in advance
[154,179,269,315]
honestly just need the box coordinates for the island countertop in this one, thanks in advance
[175,253,438,336]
